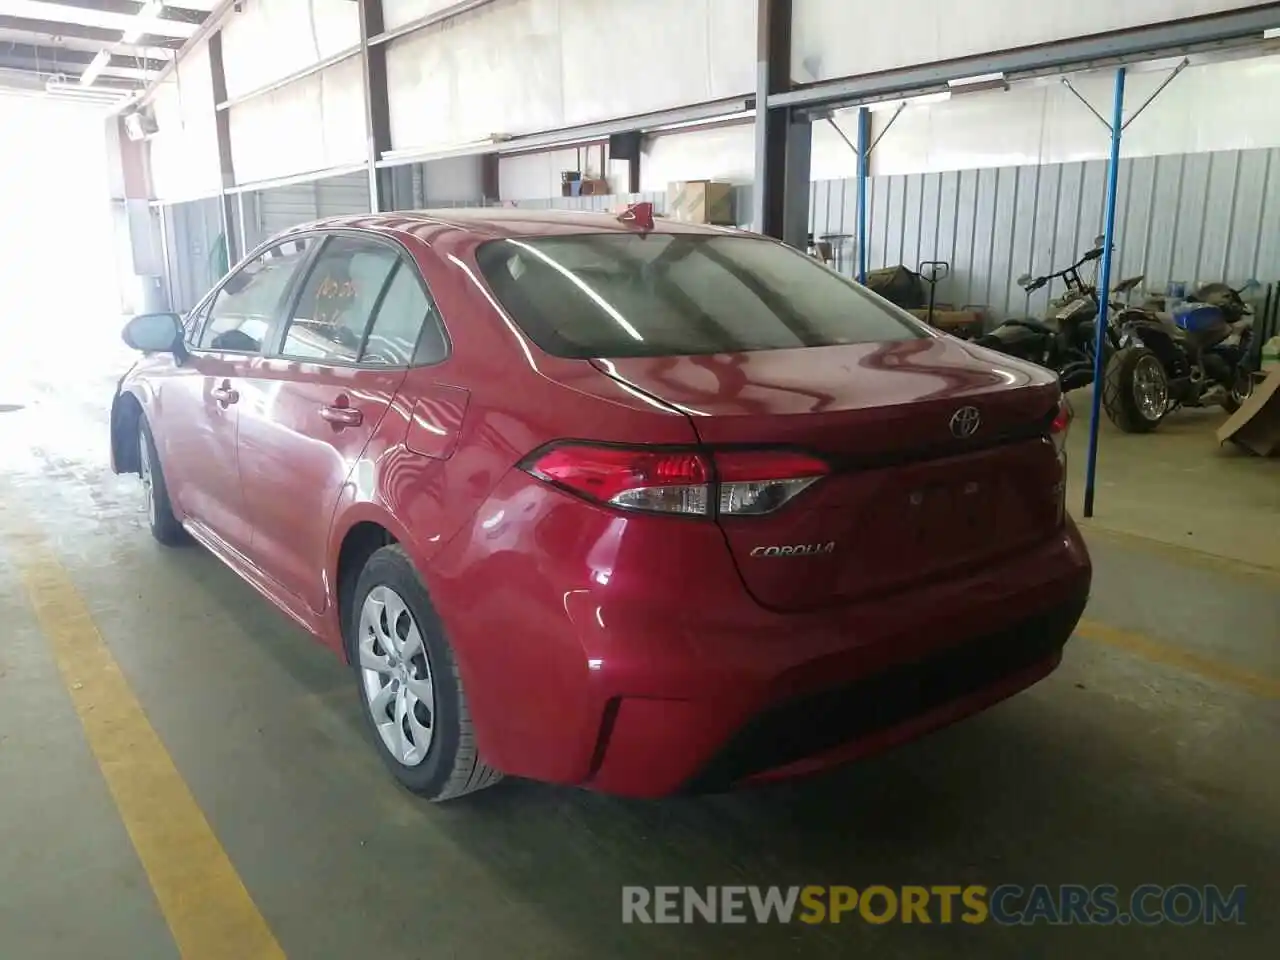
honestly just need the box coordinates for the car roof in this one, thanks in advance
[282,207,745,243]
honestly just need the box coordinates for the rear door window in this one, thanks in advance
[474,234,925,359]
[360,262,448,367]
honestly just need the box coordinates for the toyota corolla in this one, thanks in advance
[110,207,1091,800]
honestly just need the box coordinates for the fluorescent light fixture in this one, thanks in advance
[47,77,127,103]
[948,71,1006,88]
[123,2,165,44]
[80,49,111,87]
[869,90,951,112]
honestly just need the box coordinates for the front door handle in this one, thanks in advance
[320,401,363,427]
[211,381,239,406]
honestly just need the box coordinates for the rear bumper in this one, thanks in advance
[682,587,1084,792]
[582,527,1090,797]
[428,470,1091,796]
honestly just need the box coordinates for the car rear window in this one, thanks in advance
[474,233,925,359]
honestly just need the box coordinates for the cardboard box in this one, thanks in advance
[907,308,985,336]
[666,180,735,225]
[1216,368,1280,457]
[562,177,611,197]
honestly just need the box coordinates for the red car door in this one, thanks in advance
[161,238,315,556]
[235,234,447,615]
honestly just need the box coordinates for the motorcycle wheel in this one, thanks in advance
[1221,367,1254,414]
[1103,346,1168,433]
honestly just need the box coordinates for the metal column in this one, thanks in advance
[753,0,809,248]
[1083,68,1127,519]
[855,107,869,283]
[359,0,393,212]
[207,30,239,265]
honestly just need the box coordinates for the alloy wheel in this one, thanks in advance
[139,430,156,526]
[358,585,435,766]
[1132,354,1168,422]
[1231,369,1254,409]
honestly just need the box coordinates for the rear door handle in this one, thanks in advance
[211,381,239,405]
[320,403,363,427]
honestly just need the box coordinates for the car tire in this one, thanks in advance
[347,545,503,801]
[1102,346,1166,434]
[1221,367,1253,414]
[138,417,187,546]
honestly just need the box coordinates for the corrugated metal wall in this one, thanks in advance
[161,197,224,313]
[241,171,372,250]
[812,147,1280,321]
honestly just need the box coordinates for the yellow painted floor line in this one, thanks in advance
[15,540,286,960]
[1076,618,1280,700]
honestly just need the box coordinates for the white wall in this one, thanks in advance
[149,40,222,201]
[423,155,485,202]
[228,54,366,184]
[792,0,1274,82]
[499,146,609,200]
[220,0,360,99]
[640,123,756,191]
[863,54,1280,177]
[386,0,754,156]
[383,0,462,31]
[0,93,119,319]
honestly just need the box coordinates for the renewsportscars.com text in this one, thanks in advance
[622,884,1246,926]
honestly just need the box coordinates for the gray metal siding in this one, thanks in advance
[811,146,1280,321]
[161,197,223,313]
[244,172,372,249]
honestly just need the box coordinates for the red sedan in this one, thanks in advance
[110,208,1091,800]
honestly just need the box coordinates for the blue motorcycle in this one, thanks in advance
[1102,283,1256,433]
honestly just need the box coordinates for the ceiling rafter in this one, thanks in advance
[0,0,205,93]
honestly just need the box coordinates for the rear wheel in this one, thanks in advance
[1103,346,1168,433]
[348,545,502,801]
[138,417,186,546]
[1221,367,1254,414]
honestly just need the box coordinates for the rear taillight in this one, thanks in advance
[1049,395,1072,455]
[714,449,829,516]
[521,444,828,517]
[1048,396,1071,523]
[525,445,710,515]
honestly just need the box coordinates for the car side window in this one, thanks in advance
[200,238,313,353]
[360,261,448,367]
[280,238,399,364]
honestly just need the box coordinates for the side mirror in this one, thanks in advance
[123,313,185,358]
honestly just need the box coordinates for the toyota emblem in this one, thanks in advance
[949,406,981,438]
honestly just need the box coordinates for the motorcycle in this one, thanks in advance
[975,237,1142,391]
[1102,283,1256,433]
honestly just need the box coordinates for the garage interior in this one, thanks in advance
[0,1,1278,958]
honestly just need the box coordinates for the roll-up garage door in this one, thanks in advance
[246,172,372,250]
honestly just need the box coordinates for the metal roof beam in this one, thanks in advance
[0,12,183,47]
[0,38,166,70]
[0,1,202,38]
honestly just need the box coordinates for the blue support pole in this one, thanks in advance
[1082,67,1126,518]
[856,106,869,283]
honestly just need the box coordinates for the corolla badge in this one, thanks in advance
[949,405,982,438]
[749,542,836,558]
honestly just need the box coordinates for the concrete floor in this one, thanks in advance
[0,325,1277,959]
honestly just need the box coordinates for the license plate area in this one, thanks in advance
[904,476,999,555]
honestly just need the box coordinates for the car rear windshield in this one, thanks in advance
[474,233,925,359]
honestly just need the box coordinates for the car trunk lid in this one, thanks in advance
[593,338,1065,611]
